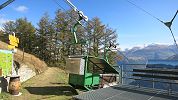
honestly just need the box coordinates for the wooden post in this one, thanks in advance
[22,48,24,61]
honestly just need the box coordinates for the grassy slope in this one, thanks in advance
[0,67,78,100]
[0,41,79,99]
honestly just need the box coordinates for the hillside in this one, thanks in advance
[123,44,178,60]
[0,41,48,81]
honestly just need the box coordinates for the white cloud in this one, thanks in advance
[0,18,13,30]
[15,5,28,13]
[0,18,10,24]
[0,18,7,24]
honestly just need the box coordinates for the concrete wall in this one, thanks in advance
[17,64,36,82]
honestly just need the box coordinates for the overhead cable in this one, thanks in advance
[125,0,178,49]
[0,0,15,10]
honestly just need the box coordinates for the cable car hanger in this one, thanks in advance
[65,0,88,43]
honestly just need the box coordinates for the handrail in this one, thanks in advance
[133,68,178,75]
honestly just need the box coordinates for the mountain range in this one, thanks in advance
[122,44,178,60]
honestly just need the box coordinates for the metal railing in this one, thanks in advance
[119,64,178,95]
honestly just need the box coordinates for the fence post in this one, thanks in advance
[168,83,172,95]
[22,48,24,61]
[152,73,155,89]
[119,65,123,85]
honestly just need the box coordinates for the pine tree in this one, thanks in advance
[37,13,54,62]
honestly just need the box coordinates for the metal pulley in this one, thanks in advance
[65,0,88,43]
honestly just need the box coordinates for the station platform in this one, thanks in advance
[73,85,178,100]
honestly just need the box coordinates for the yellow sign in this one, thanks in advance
[9,35,19,43]
[8,45,15,49]
[8,34,19,49]
[9,41,18,47]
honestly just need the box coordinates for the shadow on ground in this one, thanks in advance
[50,82,65,85]
[25,86,78,96]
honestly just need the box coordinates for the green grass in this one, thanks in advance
[0,92,10,100]
[0,68,79,100]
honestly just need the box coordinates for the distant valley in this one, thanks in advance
[122,44,178,60]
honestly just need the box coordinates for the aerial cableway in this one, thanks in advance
[0,0,14,10]
[52,0,121,90]
[126,0,178,49]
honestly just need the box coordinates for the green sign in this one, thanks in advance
[0,49,13,76]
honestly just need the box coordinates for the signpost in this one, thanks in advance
[0,33,19,93]
[8,34,19,50]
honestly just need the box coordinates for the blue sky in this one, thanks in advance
[0,0,178,50]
